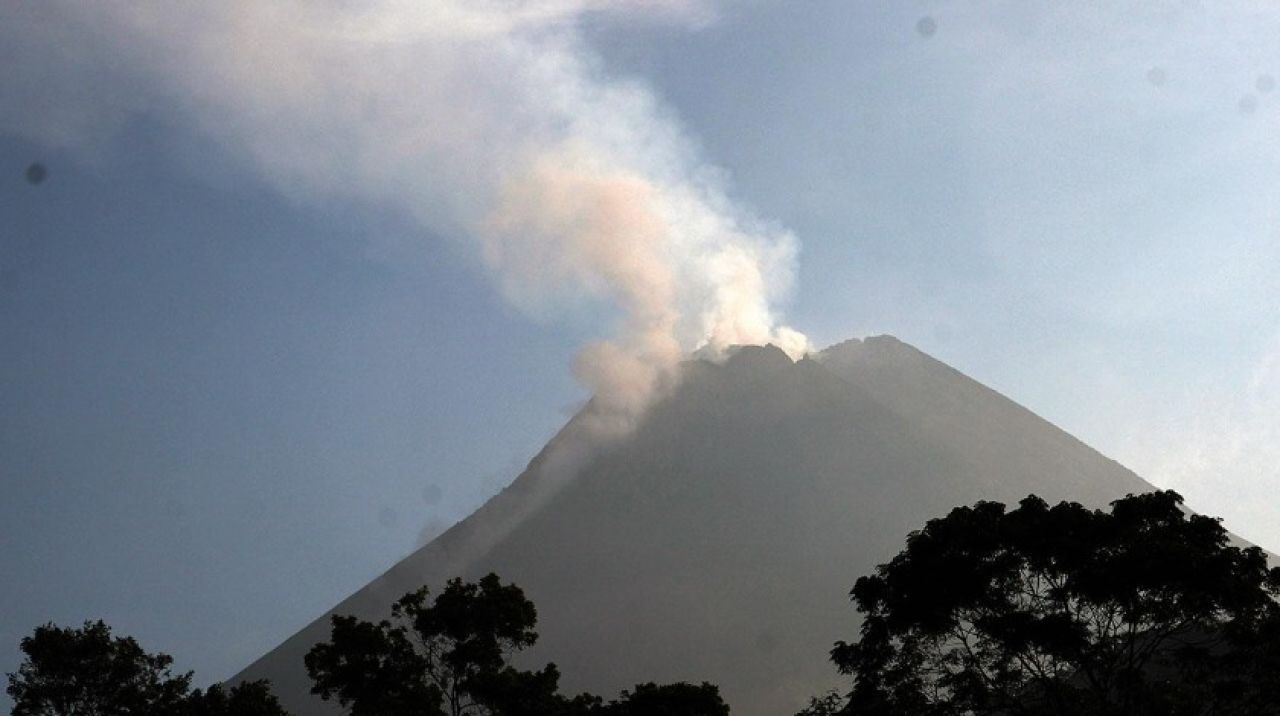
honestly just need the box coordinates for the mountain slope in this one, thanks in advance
[231,336,1157,714]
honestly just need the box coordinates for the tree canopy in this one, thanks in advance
[827,490,1280,715]
[305,573,729,716]
[5,620,288,716]
[305,573,559,715]
[598,682,728,716]
[7,620,191,716]
[183,681,292,716]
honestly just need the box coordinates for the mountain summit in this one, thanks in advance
[232,336,1155,714]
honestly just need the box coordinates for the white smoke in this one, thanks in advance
[1,0,807,435]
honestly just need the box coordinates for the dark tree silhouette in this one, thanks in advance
[6,620,192,715]
[184,680,291,716]
[793,690,843,716]
[306,573,579,716]
[306,573,730,716]
[5,620,289,716]
[826,491,1280,715]
[597,682,728,716]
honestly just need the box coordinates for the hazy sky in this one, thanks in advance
[3,0,1279,694]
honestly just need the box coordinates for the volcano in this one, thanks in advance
[232,336,1160,714]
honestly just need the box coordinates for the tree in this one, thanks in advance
[306,573,731,716]
[793,690,843,716]
[184,680,291,716]
[6,619,290,716]
[306,573,574,716]
[597,682,728,716]
[828,491,1280,715]
[7,620,192,716]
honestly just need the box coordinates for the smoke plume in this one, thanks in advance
[1,1,807,434]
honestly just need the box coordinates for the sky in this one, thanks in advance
[2,0,1279,694]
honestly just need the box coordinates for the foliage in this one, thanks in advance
[6,620,192,716]
[794,690,845,716]
[306,573,574,716]
[184,680,291,716]
[304,609,443,715]
[830,491,1280,715]
[5,619,288,716]
[597,681,729,716]
[306,573,730,716]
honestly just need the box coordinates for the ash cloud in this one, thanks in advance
[0,1,807,436]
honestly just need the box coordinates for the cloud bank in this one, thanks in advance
[1,0,806,434]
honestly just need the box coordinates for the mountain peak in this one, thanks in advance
[820,334,911,359]
[720,342,795,372]
[234,334,1159,716]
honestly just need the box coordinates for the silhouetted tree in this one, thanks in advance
[793,690,843,716]
[6,620,192,715]
[597,682,728,716]
[184,680,291,716]
[827,491,1280,715]
[6,619,289,716]
[306,573,731,716]
[304,609,443,715]
[306,573,579,716]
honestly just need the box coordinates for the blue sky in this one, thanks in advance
[2,0,1279,693]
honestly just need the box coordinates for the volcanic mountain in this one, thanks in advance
[232,335,1160,714]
